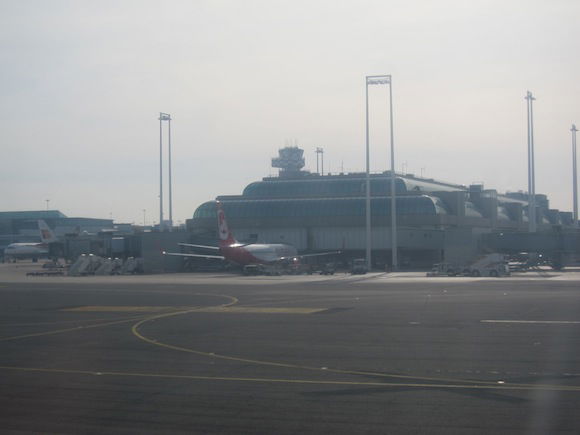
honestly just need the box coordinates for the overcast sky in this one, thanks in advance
[1,0,579,224]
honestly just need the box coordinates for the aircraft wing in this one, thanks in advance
[299,251,342,258]
[178,243,220,250]
[280,251,342,261]
[163,251,225,260]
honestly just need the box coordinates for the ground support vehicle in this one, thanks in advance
[350,258,367,275]
[427,262,463,277]
[462,253,510,277]
[507,252,543,272]
[26,270,65,276]
[320,262,336,275]
[427,254,510,277]
[242,264,281,276]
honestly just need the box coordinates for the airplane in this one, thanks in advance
[3,220,58,262]
[164,201,340,267]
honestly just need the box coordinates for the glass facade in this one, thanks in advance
[194,196,448,219]
[188,170,580,239]
[497,206,511,222]
[242,176,464,199]
[191,174,568,228]
[243,178,407,198]
[465,201,483,218]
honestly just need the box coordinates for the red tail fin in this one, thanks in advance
[216,201,237,247]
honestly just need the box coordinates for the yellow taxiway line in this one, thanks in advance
[1,365,579,392]
[64,305,326,314]
[130,305,580,393]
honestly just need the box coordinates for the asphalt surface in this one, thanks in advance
[2,267,580,434]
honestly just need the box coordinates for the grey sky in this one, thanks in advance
[1,0,579,224]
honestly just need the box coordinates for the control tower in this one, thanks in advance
[271,146,307,178]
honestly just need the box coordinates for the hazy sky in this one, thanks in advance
[2,0,579,224]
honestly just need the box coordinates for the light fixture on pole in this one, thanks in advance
[315,148,320,174]
[525,92,536,232]
[315,147,324,175]
[45,199,50,211]
[365,75,397,271]
[572,124,578,225]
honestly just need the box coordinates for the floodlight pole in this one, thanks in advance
[159,113,164,229]
[388,76,397,271]
[158,112,172,230]
[316,147,324,175]
[168,115,173,229]
[316,149,319,174]
[365,78,371,271]
[525,92,536,232]
[365,75,397,271]
[530,94,536,231]
[572,124,578,225]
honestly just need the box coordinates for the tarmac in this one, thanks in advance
[1,262,580,434]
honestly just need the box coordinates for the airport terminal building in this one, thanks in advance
[2,147,578,271]
[188,147,579,268]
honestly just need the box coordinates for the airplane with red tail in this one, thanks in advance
[164,201,339,266]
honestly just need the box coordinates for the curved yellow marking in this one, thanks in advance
[63,306,186,312]
[0,315,151,342]
[130,294,580,392]
[3,314,160,327]
[0,293,237,342]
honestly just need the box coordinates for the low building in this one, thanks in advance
[0,210,114,253]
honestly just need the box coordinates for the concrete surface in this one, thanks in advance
[1,262,580,433]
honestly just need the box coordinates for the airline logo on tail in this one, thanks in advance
[38,220,58,244]
[217,208,229,240]
[216,202,237,246]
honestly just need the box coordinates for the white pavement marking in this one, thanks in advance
[481,320,580,324]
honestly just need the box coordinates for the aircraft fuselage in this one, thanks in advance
[4,243,49,259]
[221,243,298,265]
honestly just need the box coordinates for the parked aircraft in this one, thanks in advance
[3,220,58,262]
[164,201,339,266]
